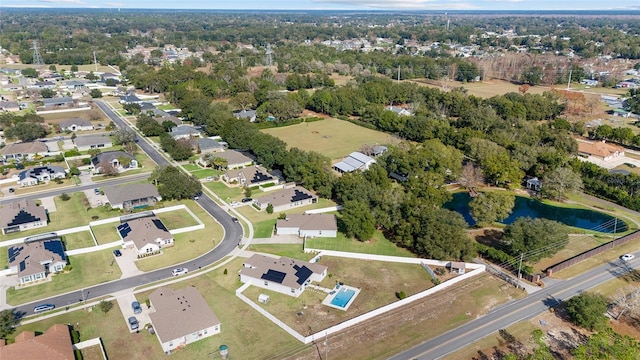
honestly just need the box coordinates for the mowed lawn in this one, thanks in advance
[6,248,121,306]
[262,117,400,160]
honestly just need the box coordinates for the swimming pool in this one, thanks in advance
[331,288,356,308]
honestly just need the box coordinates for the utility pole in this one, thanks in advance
[517,253,524,290]
[265,44,273,67]
[567,68,572,90]
[93,51,98,72]
[397,66,400,83]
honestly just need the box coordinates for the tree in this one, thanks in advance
[501,218,569,261]
[565,292,609,331]
[98,161,119,176]
[40,88,56,98]
[230,92,256,111]
[98,300,114,314]
[70,65,78,72]
[469,192,515,226]
[520,66,544,85]
[111,127,136,145]
[244,186,252,198]
[5,122,47,142]
[540,167,583,201]
[150,166,201,200]
[458,162,484,190]
[136,114,164,136]
[123,103,141,115]
[0,309,19,338]
[90,89,103,98]
[339,200,376,241]
[21,67,38,78]
[573,327,640,359]
[266,203,274,214]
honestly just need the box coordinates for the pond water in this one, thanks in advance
[444,192,628,233]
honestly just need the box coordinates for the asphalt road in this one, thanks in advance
[12,100,242,317]
[391,256,640,360]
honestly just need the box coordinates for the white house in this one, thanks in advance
[199,149,253,169]
[17,165,66,187]
[233,109,257,122]
[149,286,221,353]
[91,151,138,174]
[239,254,328,297]
[526,177,541,191]
[0,200,48,235]
[1,142,49,161]
[333,152,376,173]
[275,214,338,238]
[7,237,67,285]
[117,216,173,255]
[103,183,161,210]
[254,185,318,212]
[385,105,413,116]
[74,134,113,151]
[577,140,625,162]
[169,125,201,140]
[58,118,94,132]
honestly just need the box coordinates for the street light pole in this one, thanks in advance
[517,253,524,290]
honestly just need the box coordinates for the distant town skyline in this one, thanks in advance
[2,0,640,11]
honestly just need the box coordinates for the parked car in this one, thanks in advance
[241,198,253,203]
[193,195,200,200]
[94,188,100,195]
[230,201,240,206]
[621,254,635,261]
[8,188,15,193]
[34,304,55,314]
[131,301,142,314]
[113,249,122,257]
[128,316,139,331]
[172,268,188,276]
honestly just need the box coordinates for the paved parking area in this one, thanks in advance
[84,188,107,207]
[115,292,152,333]
[114,247,144,278]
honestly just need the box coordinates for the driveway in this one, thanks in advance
[115,292,152,333]
[84,188,107,207]
[114,247,143,278]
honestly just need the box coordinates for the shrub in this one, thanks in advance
[266,204,274,214]
[60,193,70,201]
[278,213,287,220]
[98,300,114,314]
[395,290,407,300]
[223,268,228,275]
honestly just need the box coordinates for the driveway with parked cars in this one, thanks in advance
[115,292,152,333]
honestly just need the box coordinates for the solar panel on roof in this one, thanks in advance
[294,265,313,285]
[117,223,132,238]
[290,189,312,202]
[43,240,66,260]
[8,210,41,227]
[152,219,168,232]
[261,269,286,284]
[251,170,273,184]
[8,246,22,263]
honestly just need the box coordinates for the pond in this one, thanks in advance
[444,192,628,233]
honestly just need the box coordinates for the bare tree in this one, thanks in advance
[458,163,484,190]
[98,161,119,177]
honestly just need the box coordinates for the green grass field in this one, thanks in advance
[6,249,121,306]
[253,219,276,238]
[154,209,199,229]
[63,231,96,250]
[305,230,416,257]
[262,117,400,160]
[91,223,121,245]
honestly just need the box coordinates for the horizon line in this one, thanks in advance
[1,6,640,11]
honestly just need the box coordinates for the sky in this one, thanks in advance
[2,0,640,11]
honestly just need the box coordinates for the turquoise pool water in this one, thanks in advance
[444,193,628,233]
[331,288,356,308]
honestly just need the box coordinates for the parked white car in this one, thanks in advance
[172,268,188,276]
[620,254,635,262]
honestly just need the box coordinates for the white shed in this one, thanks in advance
[258,294,270,304]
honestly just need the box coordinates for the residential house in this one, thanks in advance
[195,138,224,154]
[233,109,257,122]
[18,165,66,187]
[119,94,143,105]
[1,142,48,161]
[611,108,632,118]
[221,165,277,187]
[7,237,67,285]
[169,125,201,140]
[104,183,161,210]
[275,214,338,238]
[372,145,388,157]
[0,200,48,234]
[64,80,87,91]
[149,287,221,353]
[29,81,56,90]
[0,101,20,112]
[239,254,328,297]
[333,152,376,173]
[580,79,598,86]
[74,134,113,151]
[91,151,138,174]
[525,177,541,191]
[42,97,74,109]
[117,216,173,255]
[385,105,413,116]
[0,324,75,360]
[254,185,317,212]
[200,149,252,169]
[58,118,93,132]
[577,140,625,161]
[100,72,120,83]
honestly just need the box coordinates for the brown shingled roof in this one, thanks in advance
[0,324,74,360]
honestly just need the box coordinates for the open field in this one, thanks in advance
[246,244,307,260]
[533,234,612,273]
[262,117,400,160]
[1,63,118,73]
[63,231,96,250]
[408,78,548,98]
[305,231,416,257]
[6,248,121,305]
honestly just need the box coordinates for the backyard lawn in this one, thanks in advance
[305,230,416,257]
[63,231,96,250]
[154,208,199,229]
[262,117,400,160]
[91,223,121,245]
[6,248,122,306]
